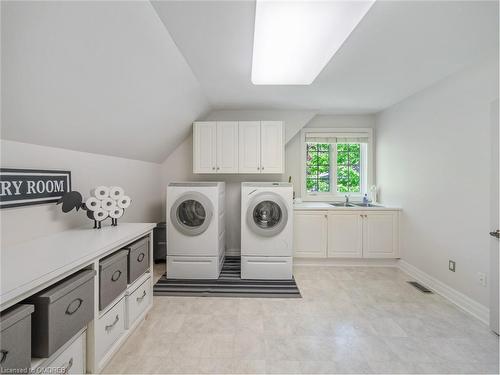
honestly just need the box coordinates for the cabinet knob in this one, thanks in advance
[261,166,264,170]
[257,167,260,170]
[360,214,363,218]
[212,167,215,170]
[217,167,220,170]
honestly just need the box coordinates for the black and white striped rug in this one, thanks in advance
[153,256,301,298]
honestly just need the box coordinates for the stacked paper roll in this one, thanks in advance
[100,198,116,211]
[87,186,130,225]
[85,197,101,211]
[92,186,109,199]
[93,209,108,221]
[109,208,124,219]
[116,195,131,209]
[109,186,125,200]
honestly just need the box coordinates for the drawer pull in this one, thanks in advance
[136,290,147,303]
[111,270,122,282]
[105,314,120,332]
[137,252,145,262]
[63,357,73,374]
[0,350,8,364]
[65,298,83,315]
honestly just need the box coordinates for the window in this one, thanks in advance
[301,128,373,201]
[306,143,330,193]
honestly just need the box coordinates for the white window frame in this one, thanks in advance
[300,128,374,202]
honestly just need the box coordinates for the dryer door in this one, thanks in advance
[246,192,288,237]
[171,192,214,236]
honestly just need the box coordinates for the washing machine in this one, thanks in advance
[166,182,225,279]
[241,182,293,280]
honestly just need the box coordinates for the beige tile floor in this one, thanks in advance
[103,264,499,374]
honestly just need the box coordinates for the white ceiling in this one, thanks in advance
[152,0,499,113]
[1,1,498,163]
[1,1,209,162]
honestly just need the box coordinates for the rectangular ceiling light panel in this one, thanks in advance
[252,0,376,85]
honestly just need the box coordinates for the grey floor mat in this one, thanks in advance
[153,256,301,298]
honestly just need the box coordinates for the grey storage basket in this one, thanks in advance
[0,304,34,373]
[124,237,150,284]
[27,269,95,358]
[99,250,128,310]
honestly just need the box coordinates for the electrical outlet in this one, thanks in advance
[449,260,456,272]
[478,272,487,286]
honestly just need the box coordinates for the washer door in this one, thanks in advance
[246,192,288,237]
[171,192,214,236]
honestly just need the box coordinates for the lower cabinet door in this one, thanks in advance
[293,211,327,258]
[95,298,125,364]
[125,276,151,329]
[327,212,363,258]
[45,331,86,374]
[363,211,399,258]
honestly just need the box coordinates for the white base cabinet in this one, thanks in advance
[294,210,399,259]
[363,212,399,258]
[327,212,363,258]
[293,211,327,258]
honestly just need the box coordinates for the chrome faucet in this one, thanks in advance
[344,194,350,205]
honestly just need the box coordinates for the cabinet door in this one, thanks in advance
[193,122,216,173]
[293,211,327,258]
[260,121,283,173]
[216,121,238,173]
[238,121,261,173]
[363,211,399,258]
[327,212,363,258]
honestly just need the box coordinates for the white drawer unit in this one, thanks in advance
[45,331,86,374]
[95,298,125,365]
[125,275,151,329]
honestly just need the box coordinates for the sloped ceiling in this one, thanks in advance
[1,1,498,163]
[1,1,210,162]
[152,0,499,112]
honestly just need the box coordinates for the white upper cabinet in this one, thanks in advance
[216,121,239,173]
[363,211,399,258]
[238,121,262,173]
[193,121,216,173]
[193,121,238,173]
[260,121,284,173]
[193,121,284,174]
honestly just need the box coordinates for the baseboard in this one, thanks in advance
[294,257,399,267]
[225,248,240,257]
[398,260,489,325]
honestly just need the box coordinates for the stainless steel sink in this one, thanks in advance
[352,203,383,207]
[329,203,356,207]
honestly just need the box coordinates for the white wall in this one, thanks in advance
[160,134,284,254]
[376,56,499,308]
[204,109,317,144]
[159,109,318,252]
[286,114,376,199]
[161,113,375,252]
[1,1,209,162]
[1,140,162,248]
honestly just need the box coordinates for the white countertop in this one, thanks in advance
[1,222,155,310]
[293,201,401,211]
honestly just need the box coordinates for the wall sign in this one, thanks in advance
[0,168,71,209]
